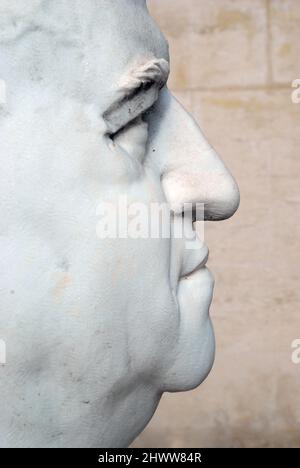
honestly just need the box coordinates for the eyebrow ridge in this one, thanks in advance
[118,58,170,94]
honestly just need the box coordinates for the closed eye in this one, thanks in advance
[109,112,150,162]
[109,102,152,141]
[104,80,160,138]
[104,57,169,136]
[105,82,162,162]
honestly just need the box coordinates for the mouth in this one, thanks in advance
[168,243,215,393]
[180,243,210,278]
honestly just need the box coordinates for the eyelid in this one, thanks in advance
[110,114,146,141]
[103,83,160,136]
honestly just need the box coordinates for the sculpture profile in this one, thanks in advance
[0,0,239,447]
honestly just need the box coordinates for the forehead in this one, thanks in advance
[1,0,169,105]
[95,0,169,56]
[85,0,169,93]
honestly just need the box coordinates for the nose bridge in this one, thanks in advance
[160,91,240,221]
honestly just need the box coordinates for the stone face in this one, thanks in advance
[270,0,300,84]
[0,0,240,448]
[132,0,300,449]
[147,0,268,89]
[132,1,300,447]
[133,82,300,448]
[135,0,300,447]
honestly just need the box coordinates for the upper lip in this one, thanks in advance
[180,244,209,278]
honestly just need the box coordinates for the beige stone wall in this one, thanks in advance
[132,0,300,448]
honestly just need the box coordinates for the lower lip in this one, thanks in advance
[187,265,214,284]
[187,264,214,282]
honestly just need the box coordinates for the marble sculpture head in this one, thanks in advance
[0,0,239,447]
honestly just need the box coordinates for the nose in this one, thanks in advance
[150,89,240,221]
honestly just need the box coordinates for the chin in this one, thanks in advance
[166,317,215,393]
